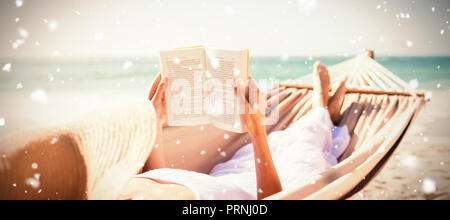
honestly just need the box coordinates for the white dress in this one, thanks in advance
[136,107,350,200]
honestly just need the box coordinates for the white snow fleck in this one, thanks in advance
[30,89,48,103]
[440,161,444,166]
[18,27,29,38]
[3,63,12,72]
[16,82,22,89]
[377,145,386,154]
[200,126,204,131]
[256,158,261,164]
[422,178,436,194]
[75,10,81,15]
[154,144,159,149]
[122,60,134,70]
[94,32,104,41]
[297,0,318,16]
[258,188,263,194]
[50,137,58,145]
[173,57,180,64]
[210,58,220,69]
[25,177,40,189]
[224,134,229,140]
[281,52,289,61]
[11,39,24,49]
[31,163,38,170]
[12,183,16,187]
[48,20,58,32]
[15,0,24,7]
[440,29,445,35]
[35,41,40,46]
[425,91,432,101]
[0,118,5,127]
[406,40,414,47]
[431,7,435,13]
[409,79,419,89]
[220,152,227,157]
[437,83,441,89]
[15,17,20,22]
[233,68,241,77]
[48,74,54,82]
[398,13,410,19]
[224,5,234,16]
[401,154,417,168]
[176,139,180,144]
[200,150,206,155]
[206,70,212,78]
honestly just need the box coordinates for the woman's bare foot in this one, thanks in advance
[312,61,330,108]
[328,76,348,124]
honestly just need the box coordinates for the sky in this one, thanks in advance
[0,0,449,59]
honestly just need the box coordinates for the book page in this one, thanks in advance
[160,47,210,126]
[204,48,249,133]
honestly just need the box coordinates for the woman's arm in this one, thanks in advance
[236,79,282,200]
[145,73,168,171]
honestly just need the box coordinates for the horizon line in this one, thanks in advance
[2,54,450,62]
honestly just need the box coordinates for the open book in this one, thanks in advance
[159,46,249,133]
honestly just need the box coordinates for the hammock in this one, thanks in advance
[0,51,426,200]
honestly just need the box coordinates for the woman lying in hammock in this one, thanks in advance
[118,62,350,200]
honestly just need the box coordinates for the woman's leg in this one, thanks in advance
[117,177,196,200]
[284,62,348,152]
[328,76,348,124]
[312,61,330,109]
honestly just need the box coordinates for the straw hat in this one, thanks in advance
[0,102,157,200]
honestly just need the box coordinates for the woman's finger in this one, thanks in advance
[236,80,250,115]
[148,73,162,100]
[153,77,168,102]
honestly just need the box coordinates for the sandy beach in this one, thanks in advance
[350,88,450,200]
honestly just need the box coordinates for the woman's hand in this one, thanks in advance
[148,73,168,127]
[146,73,168,170]
[235,78,282,199]
[235,78,266,134]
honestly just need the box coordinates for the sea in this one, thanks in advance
[0,56,449,137]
